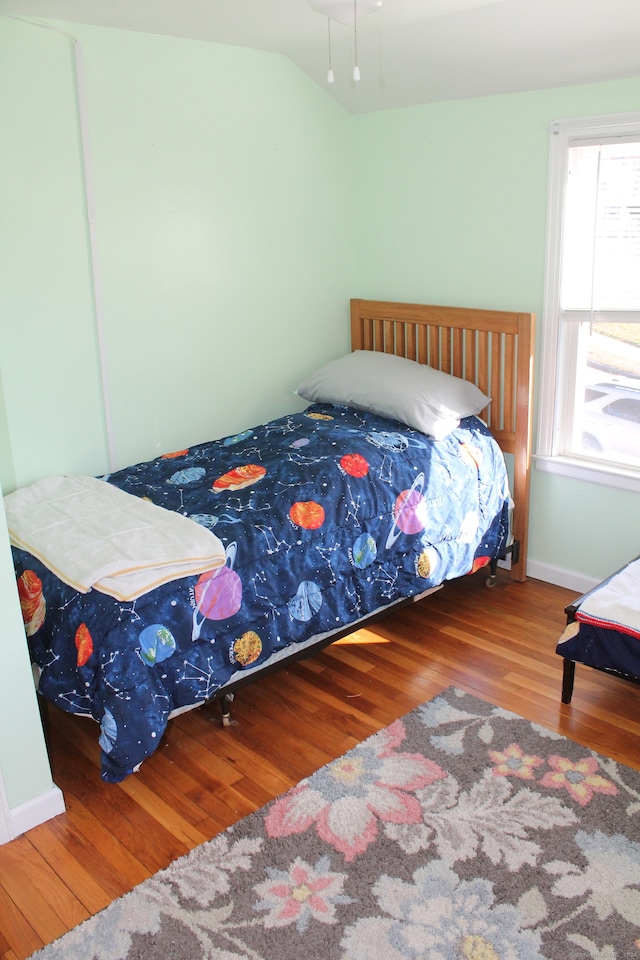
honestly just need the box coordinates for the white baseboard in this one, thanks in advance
[0,769,13,844]
[9,785,66,841]
[526,559,601,596]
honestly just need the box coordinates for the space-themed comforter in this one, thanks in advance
[12,403,511,782]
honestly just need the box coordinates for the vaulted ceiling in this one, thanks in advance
[1,0,639,113]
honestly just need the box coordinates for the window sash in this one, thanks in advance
[560,139,640,316]
[560,310,640,323]
[537,112,640,477]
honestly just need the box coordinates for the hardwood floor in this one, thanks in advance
[2,571,639,959]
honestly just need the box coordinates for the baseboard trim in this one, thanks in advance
[9,785,65,840]
[526,559,601,596]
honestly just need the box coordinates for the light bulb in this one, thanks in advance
[327,68,335,83]
[353,65,360,81]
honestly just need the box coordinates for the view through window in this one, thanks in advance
[578,323,640,467]
[560,137,640,470]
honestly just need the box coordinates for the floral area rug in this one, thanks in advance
[32,687,640,960]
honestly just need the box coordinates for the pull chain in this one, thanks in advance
[353,0,360,80]
[327,17,334,82]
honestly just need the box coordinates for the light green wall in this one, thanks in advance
[0,18,355,815]
[353,78,640,583]
[79,26,356,470]
[0,484,55,810]
[1,12,639,818]
[0,18,106,490]
[0,18,356,485]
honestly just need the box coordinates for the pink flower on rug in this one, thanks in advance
[540,754,618,806]
[264,719,446,861]
[253,855,352,933]
[489,743,544,781]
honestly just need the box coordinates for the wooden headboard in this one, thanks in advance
[350,299,535,582]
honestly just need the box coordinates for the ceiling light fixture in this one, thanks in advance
[308,0,382,83]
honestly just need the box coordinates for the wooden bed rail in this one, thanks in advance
[350,299,535,582]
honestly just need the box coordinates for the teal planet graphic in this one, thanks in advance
[352,533,377,569]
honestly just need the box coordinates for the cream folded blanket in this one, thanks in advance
[5,475,226,601]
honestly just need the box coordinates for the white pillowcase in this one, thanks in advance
[296,350,491,440]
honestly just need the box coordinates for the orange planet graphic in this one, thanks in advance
[468,556,490,574]
[340,453,369,478]
[17,569,46,636]
[305,412,333,421]
[416,548,437,579]
[289,500,325,530]
[75,623,94,666]
[233,631,262,666]
[212,464,266,493]
[162,449,189,459]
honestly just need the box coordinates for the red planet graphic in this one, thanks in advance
[340,453,369,478]
[289,501,325,530]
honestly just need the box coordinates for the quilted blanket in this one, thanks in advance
[12,403,511,782]
[5,475,225,601]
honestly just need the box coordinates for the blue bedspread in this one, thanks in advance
[13,403,510,781]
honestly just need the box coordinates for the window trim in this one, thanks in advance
[536,110,640,492]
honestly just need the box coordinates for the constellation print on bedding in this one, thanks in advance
[368,563,401,599]
[250,569,281,620]
[38,648,61,671]
[283,450,331,469]
[56,689,94,714]
[147,689,171,711]
[263,416,298,437]
[55,592,83,614]
[256,524,294,556]
[216,495,275,517]
[342,576,367,616]
[365,431,432,487]
[179,656,223,701]
[314,542,342,585]
[342,481,363,526]
[224,442,264,462]
[101,651,134,700]
[371,453,395,486]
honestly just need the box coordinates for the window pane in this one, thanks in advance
[573,322,640,467]
[538,114,640,485]
[594,146,640,310]
[561,142,640,313]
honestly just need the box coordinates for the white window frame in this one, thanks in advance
[536,110,640,494]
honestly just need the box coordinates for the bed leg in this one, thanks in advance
[486,558,498,588]
[219,693,234,727]
[561,659,576,704]
[486,540,521,587]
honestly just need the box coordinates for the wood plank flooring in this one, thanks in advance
[2,571,639,959]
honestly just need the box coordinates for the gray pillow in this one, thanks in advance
[296,350,491,440]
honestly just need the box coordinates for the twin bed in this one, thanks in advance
[7,299,536,782]
[557,555,640,703]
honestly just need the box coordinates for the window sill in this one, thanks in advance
[534,454,640,494]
